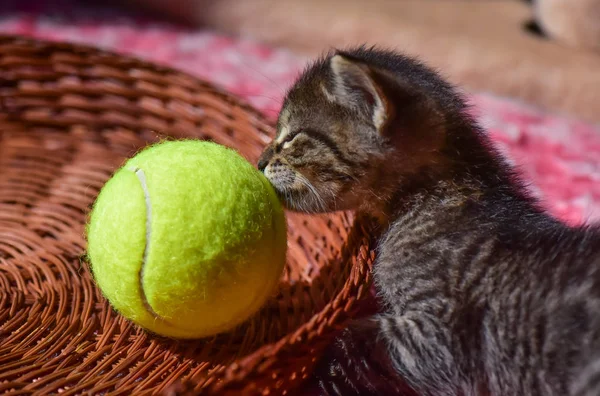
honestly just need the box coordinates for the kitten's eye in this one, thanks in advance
[282,131,302,150]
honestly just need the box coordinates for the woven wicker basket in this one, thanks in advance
[0,35,376,395]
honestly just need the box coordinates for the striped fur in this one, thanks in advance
[258,46,600,395]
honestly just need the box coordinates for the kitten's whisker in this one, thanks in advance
[296,173,327,212]
[242,94,284,104]
[235,60,288,97]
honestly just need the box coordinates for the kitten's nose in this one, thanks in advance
[257,146,274,172]
[257,157,268,173]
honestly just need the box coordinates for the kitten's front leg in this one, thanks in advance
[310,317,416,396]
[379,313,477,396]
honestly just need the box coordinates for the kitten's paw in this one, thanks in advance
[310,316,416,396]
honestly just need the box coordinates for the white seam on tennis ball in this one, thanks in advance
[131,166,164,322]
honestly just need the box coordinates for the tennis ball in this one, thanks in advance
[86,140,287,339]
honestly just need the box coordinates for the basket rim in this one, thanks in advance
[0,33,271,126]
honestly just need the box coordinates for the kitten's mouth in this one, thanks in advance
[265,173,300,207]
[264,165,296,191]
[264,166,327,213]
[274,188,303,210]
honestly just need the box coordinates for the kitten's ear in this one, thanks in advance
[328,54,388,131]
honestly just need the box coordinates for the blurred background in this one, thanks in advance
[2,0,600,123]
[118,0,600,124]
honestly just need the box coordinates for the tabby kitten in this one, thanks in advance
[257,46,600,396]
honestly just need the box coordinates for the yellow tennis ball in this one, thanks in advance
[86,140,287,339]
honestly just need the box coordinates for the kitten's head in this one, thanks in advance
[258,46,461,214]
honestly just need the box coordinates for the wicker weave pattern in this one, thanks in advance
[0,35,376,395]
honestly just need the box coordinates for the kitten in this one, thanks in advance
[257,46,600,396]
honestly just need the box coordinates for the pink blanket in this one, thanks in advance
[2,1,599,394]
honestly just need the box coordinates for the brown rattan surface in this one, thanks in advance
[0,35,376,395]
